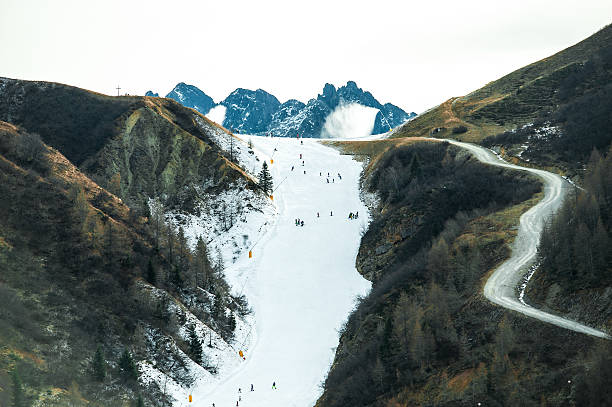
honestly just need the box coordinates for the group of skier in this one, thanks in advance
[295,218,305,227]
[319,171,341,184]
[216,382,275,406]
[348,211,359,220]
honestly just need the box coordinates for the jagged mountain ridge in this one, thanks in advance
[149,81,415,137]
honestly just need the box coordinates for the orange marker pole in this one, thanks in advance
[249,250,252,258]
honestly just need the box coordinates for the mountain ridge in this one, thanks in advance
[150,80,415,138]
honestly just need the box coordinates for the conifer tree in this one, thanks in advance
[228,311,237,334]
[119,348,139,382]
[194,236,211,289]
[93,344,106,381]
[187,324,203,364]
[11,369,25,407]
[146,258,156,285]
[170,265,183,289]
[258,162,273,195]
[135,394,145,407]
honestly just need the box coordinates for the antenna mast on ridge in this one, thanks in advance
[116,85,121,96]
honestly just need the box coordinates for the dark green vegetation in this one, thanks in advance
[318,140,612,407]
[257,161,273,195]
[481,42,612,170]
[527,149,612,331]
[356,141,540,281]
[0,79,254,406]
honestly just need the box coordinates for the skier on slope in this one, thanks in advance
[272,381,277,389]
[251,384,254,391]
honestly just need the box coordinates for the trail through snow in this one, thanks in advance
[440,138,610,339]
[189,136,371,407]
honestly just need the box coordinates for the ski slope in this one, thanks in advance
[442,138,610,339]
[189,136,372,407]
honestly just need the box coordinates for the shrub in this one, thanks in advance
[452,125,468,134]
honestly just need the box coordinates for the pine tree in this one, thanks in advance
[92,344,106,381]
[135,394,145,407]
[119,348,139,382]
[11,369,25,407]
[187,324,203,364]
[258,162,273,195]
[228,311,237,334]
[146,258,156,285]
[194,236,211,289]
[170,265,183,289]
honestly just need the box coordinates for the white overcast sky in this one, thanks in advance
[1,0,610,112]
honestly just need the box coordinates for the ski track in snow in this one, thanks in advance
[439,138,610,340]
[185,136,372,407]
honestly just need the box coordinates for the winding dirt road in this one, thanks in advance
[441,138,610,339]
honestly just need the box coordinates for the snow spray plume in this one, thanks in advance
[321,102,380,139]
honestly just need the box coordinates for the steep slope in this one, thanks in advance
[0,80,268,406]
[0,77,255,214]
[393,24,612,149]
[0,122,251,406]
[165,82,215,115]
[268,98,331,138]
[221,88,281,134]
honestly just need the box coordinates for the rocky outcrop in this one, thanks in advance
[166,82,215,115]
[221,88,281,134]
[82,98,252,212]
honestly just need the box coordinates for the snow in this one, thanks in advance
[321,102,380,139]
[206,105,227,126]
[178,135,372,407]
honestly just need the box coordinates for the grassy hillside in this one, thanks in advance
[392,24,612,156]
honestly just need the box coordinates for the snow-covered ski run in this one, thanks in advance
[189,136,372,407]
[439,138,610,340]
[182,133,608,407]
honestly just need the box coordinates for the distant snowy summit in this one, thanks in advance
[146,81,416,137]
